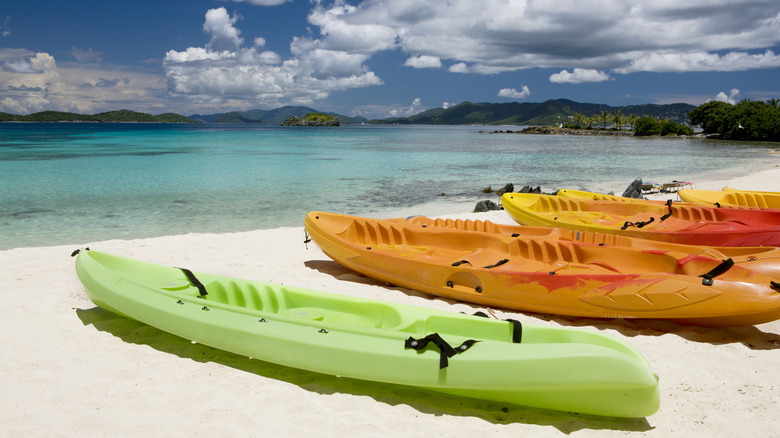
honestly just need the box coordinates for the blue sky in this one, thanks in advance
[1,0,779,119]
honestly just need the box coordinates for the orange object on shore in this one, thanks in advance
[501,193,780,247]
[305,211,780,326]
[396,215,780,282]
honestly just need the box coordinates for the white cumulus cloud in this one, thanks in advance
[404,55,442,69]
[712,88,741,105]
[498,86,531,99]
[549,68,611,84]
[159,1,780,108]
[312,0,780,76]
[387,97,424,117]
[204,7,244,52]
[163,7,384,107]
[448,62,469,73]
[615,50,780,74]
[0,49,166,114]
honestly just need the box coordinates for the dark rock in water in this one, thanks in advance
[496,183,514,196]
[622,177,643,198]
[473,200,500,212]
[482,186,494,193]
[517,185,542,194]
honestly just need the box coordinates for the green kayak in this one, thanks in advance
[74,249,660,418]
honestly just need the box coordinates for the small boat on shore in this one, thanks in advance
[501,193,780,247]
[559,188,777,210]
[679,188,780,209]
[305,212,780,326]
[557,188,674,204]
[397,215,780,281]
[74,248,660,418]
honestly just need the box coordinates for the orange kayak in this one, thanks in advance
[398,215,780,281]
[305,211,780,326]
[501,193,780,247]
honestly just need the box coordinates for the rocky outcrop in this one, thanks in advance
[473,200,501,212]
[622,177,644,198]
[493,126,635,136]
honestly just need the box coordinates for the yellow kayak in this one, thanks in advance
[557,188,671,203]
[679,188,780,209]
[501,193,780,247]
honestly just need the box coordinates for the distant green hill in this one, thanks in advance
[370,99,695,125]
[0,109,196,123]
[190,106,367,124]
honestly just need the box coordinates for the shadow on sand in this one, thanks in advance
[76,305,652,434]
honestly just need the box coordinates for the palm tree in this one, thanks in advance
[574,112,584,128]
[600,110,611,129]
[613,110,624,130]
[593,114,603,129]
[768,98,779,107]
[628,114,638,131]
[585,116,595,128]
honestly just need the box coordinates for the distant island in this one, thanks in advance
[280,113,339,126]
[0,109,196,123]
[189,106,365,125]
[0,99,693,126]
[369,99,695,126]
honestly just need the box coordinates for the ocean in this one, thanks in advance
[1,122,777,250]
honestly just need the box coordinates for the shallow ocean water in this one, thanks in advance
[1,122,776,249]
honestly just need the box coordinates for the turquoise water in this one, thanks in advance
[1,122,777,249]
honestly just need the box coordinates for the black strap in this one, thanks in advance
[405,333,478,369]
[699,258,734,286]
[621,217,655,230]
[452,260,472,267]
[771,281,780,291]
[637,217,655,228]
[660,199,673,221]
[507,319,523,343]
[179,268,208,296]
[483,259,509,269]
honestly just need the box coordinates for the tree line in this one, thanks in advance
[689,99,780,141]
[565,98,779,141]
[565,109,692,136]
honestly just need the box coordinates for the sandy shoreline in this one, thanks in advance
[3,164,780,437]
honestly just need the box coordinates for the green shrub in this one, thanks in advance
[633,116,692,136]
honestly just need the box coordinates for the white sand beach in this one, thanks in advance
[2,164,780,437]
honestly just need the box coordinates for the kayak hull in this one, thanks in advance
[679,188,780,209]
[75,249,660,418]
[398,215,780,282]
[501,193,780,247]
[305,212,780,326]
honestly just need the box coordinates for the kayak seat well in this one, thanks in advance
[345,221,405,246]
[202,280,404,329]
[203,281,281,312]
